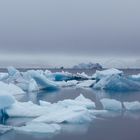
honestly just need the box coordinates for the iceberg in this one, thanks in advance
[28,79,39,92]
[76,80,96,88]
[15,122,61,134]
[57,94,96,109]
[22,70,58,90]
[92,68,123,80]
[129,74,140,82]
[32,108,94,124]
[0,73,9,81]
[0,81,25,95]
[6,94,95,124]
[124,101,140,111]
[6,101,48,117]
[0,93,15,119]
[52,71,74,81]
[55,80,78,87]
[94,75,140,91]
[0,94,15,110]
[100,98,122,111]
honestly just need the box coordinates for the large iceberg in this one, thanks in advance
[94,75,140,91]
[6,94,95,120]
[92,68,123,80]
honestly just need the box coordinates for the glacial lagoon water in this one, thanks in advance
[1,69,140,140]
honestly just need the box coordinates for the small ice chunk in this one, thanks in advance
[100,98,122,111]
[15,123,61,133]
[124,101,140,111]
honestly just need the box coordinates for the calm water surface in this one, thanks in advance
[1,69,140,140]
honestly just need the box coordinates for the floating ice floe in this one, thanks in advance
[6,94,95,121]
[94,75,140,91]
[123,101,140,111]
[32,108,94,124]
[100,98,122,111]
[92,68,123,80]
[76,80,96,88]
[15,123,61,134]
[6,101,47,117]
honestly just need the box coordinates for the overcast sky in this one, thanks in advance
[0,0,140,68]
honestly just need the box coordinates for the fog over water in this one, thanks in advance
[0,0,140,68]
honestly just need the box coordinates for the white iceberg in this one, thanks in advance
[0,94,15,110]
[129,74,140,82]
[100,98,122,111]
[0,81,25,95]
[22,70,58,90]
[32,108,94,124]
[15,122,61,133]
[57,94,96,109]
[76,80,96,88]
[124,101,140,111]
[28,79,39,92]
[0,73,9,81]
[75,72,90,80]
[94,75,140,91]
[6,94,95,125]
[6,101,47,117]
[52,71,74,81]
[55,80,78,87]
[92,68,123,80]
